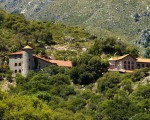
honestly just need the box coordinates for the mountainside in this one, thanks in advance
[0,1,150,36]
[1,0,150,56]
[0,9,98,61]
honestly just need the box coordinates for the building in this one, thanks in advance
[109,54,150,72]
[8,45,72,77]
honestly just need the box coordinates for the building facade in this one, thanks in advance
[8,45,72,77]
[109,54,150,72]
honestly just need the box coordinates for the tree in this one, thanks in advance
[132,68,149,82]
[130,113,150,120]
[133,84,150,99]
[144,48,150,58]
[120,79,133,93]
[89,37,139,57]
[67,97,86,112]
[98,72,122,93]
[79,72,94,85]
[51,74,70,86]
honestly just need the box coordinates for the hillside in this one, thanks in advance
[0,64,150,119]
[0,9,97,60]
[0,9,150,120]
[1,0,150,50]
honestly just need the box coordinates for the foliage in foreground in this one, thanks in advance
[0,66,149,120]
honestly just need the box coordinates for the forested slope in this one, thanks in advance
[0,66,150,120]
[0,9,150,120]
[0,9,94,59]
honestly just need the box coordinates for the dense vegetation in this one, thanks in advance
[0,9,92,57]
[0,66,150,120]
[2,0,150,55]
[0,10,150,120]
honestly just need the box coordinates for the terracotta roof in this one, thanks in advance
[22,45,33,50]
[33,55,72,67]
[33,54,52,63]
[9,51,23,55]
[9,50,72,67]
[49,60,72,67]
[109,54,129,61]
[137,58,150,63]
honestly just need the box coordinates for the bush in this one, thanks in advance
[132,68,149,82]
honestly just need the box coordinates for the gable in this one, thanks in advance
[118,55,136,62]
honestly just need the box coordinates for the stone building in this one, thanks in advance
[109,54,150,72]
[8,45,72,77]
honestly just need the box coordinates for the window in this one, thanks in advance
[137,63,140,68]
[132,66,134,70]
[128,61,130,64]
[142,64,144,67]
[146,64,149,68]
[15,70,17,73]
[19,63,21,66]
[19,70,21,73]
[124,65,126,69]
[132,61,134,64]
[124,61,126,64]
[128,65,130,70]
[29,59,30,61]
[14,63,17,66]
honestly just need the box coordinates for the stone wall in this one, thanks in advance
[37,59,52,70]
[9,54,22,74]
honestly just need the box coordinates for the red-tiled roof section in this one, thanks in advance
[9,51,72,67]
[49,60,72,67]
[9,51,23,55]
[137,58,150,63]
[33,55,72,67]
[33,54,51,63]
